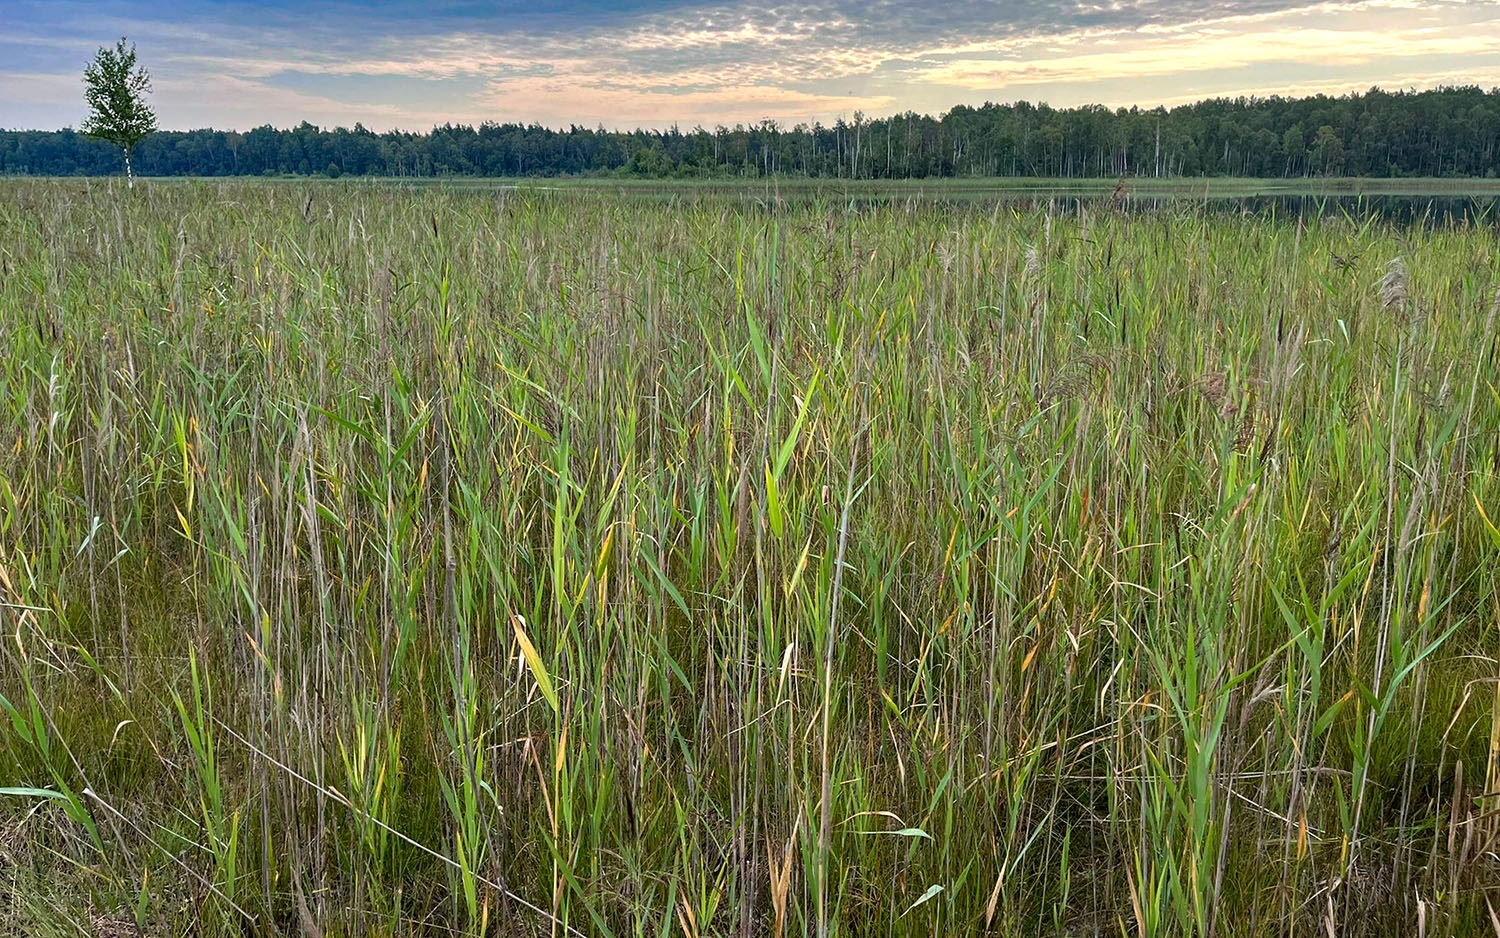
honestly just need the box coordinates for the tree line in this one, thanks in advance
[5,85,1499,179]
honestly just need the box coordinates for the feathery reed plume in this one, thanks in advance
[1379,256,1409,312]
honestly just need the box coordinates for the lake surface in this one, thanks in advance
[326,174,1500,224]
[678,190,1500,226]
[502,179,1500,225]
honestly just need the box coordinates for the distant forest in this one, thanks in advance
[4,85,1500,179]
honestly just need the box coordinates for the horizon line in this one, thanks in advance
[8,82,1498,137]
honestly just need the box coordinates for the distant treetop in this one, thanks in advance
[8,85,1500,180]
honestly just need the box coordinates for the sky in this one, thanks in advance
[2,0,1498,132]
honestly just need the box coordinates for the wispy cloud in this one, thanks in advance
[920,22,1499,88]
[1,0,1497,130]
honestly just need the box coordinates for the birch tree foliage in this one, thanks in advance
[82,38,157,187]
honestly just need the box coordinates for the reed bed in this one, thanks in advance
[1,179,1497,937]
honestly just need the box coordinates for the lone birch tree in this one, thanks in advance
[82,38,157,187]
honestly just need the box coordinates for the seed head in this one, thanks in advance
[1024,245,1041,280]
[1378,257,1409,313]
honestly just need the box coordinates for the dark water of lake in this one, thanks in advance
[776,192,1500,227]
[1122,194,1500,226]
[406,176,1500,226]
[531,181,1500,226]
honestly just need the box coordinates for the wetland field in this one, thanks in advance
[1,179,1498,937]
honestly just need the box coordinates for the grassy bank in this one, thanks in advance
[1,179,1497,937]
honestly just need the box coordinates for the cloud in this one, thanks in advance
[1,0,1498,130]
[471,76,894,125]
[920,25,1499,89]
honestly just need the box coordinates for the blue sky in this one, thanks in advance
[2,0,1498,131]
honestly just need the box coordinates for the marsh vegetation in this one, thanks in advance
[1,180,1497,937]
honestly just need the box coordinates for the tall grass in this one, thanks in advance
[1,179,1496,937]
